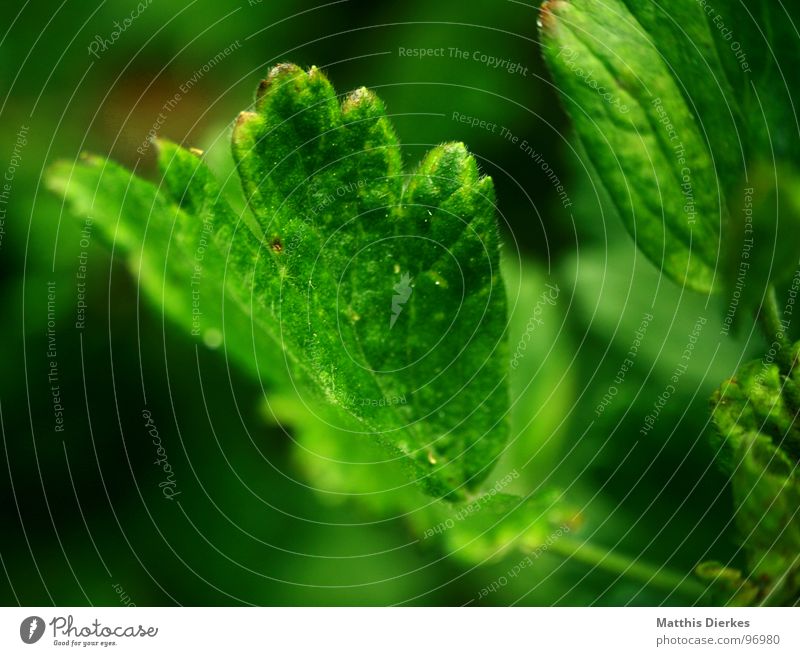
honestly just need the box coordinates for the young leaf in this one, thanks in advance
[732,436,800,605]
[710,346,800,604]
[229,64,509,499]
[539,0,726,292]
[48,64,510,501]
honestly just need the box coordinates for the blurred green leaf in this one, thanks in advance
[46,150,289,387]
[495,256,573,494]
[713,1,800,162]
[723,162,800,327]
[563,241,745,393]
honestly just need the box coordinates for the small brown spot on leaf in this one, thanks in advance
[271,237,283,253]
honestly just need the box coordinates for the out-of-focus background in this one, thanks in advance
[0,0,763,605]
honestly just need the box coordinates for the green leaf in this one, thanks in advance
[539,0,727,292]
[710,345,800,604]
[47,63,510,500]
[712,1,800,162]
[618,0,746,196]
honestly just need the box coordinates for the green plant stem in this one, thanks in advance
[549,536,709,601]
[758,286,794,376]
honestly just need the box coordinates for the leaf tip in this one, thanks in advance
[436,141,480,179]
[236,109,258,123]
[44,160,68,195]
[153,137,177,156]
[256,62,303,100]
[538,0,568,34]
[341,86,380,114]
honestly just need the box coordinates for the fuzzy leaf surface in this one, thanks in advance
[48,64,510,500]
